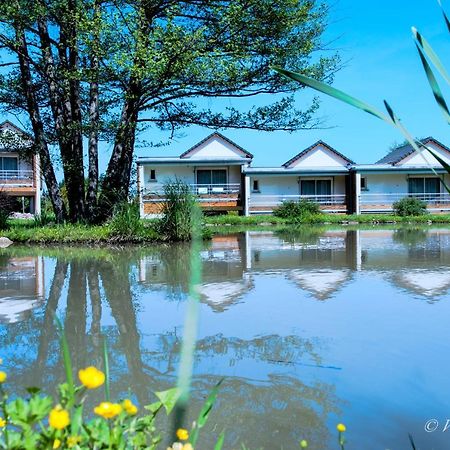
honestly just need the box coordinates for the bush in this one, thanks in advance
[392,197,427,216]
[158,180,200,241]
[109,200,144,237]
[0,191,13,231]
[274,199,321,219]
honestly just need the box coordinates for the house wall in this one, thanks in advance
[142,164,242,192]
[183,136,248,160]
[248,174,347,196]
[287,145,349,168]
[399,141,450,166]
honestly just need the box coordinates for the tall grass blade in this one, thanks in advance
[383,100,450,193]
[214,431,226,450]
[272,66,392,122]
[103,337,110,402]
[54,316,75,403]
[414,42,450,124]
[408,433,417,450]
[412,27,450,85]
[190,379,224,446]
[438,0,450,33]
[172,204,203,436]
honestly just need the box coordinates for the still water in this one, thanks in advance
[1,227,450,449]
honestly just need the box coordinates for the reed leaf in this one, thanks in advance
[272,66,392,123]
[414,42,450,124]
[438,0,450,33]
[103,338,110,402]
[214,431,226,450]
[54,316,75,403]
[412,27,450,85]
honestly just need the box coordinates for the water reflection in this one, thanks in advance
[1,227,450,448]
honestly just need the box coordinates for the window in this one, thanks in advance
[408,177,440,195]
[0,156,18,172]
[252,179,260,192]
[361,177,368,190]
[300,179,331,196]
[149,169,156,181]
[196,169,227,185]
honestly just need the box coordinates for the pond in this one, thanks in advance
[1,227,450,449]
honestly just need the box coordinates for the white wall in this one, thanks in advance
[184,136,247,160]
[142,164,242,192]
[287,145,349,168]
[399,141,450,166]
[249,174,347,196]
[0,152,32,172]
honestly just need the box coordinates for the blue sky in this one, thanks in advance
[132,0,449,168]
[2,0,448,172]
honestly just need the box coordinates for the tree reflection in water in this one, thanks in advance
[0,239,342,449]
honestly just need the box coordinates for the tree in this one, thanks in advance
[0,0,339,222]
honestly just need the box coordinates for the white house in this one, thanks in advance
[137,132,253,217]
[137,133,450,217]
[0,121,41,215]
[355,137,450,213]
[244,140,354,215]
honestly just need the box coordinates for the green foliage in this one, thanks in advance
[392,197,427,216]
[0,191,13,231]
[274,199,321,219]
[158,180,200,241]
[109,201,144,237]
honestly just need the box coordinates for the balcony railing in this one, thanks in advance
[249,194,346,207]
[360,192,450,211]
[0,170,34,187]
[144,183,241,197]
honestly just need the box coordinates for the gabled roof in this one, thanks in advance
[0,120,32,140]
[179,132,253,159]
[282,140,354,168]
[376,137,450,165]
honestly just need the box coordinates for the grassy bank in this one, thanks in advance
[3,213,450,244]
[204,212,450,226]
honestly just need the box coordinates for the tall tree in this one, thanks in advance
[0,0,339,222]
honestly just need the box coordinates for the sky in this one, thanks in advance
[132,0,450,168]
[2,0,449,172]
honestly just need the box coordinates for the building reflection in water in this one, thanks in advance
[2,227,450,448]
[0,255,44,323]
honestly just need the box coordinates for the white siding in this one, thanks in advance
[183,136,247,160]
[142,164,242,191]
[287,145,349,168]
[399,141,450,167]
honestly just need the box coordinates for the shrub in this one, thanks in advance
[0,191,13,231]
[393,197,427,216]
[109,200,144,237]
[158,180,200,241]
[274,199,321,219]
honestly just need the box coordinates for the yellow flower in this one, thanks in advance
[49,406,70,430]
[78,366,105,389]
[300,440,308,448]
[67,435,81,448]
[176,428,189,441]
[0,418,6,427]
[94,402,122,419]
[182,444,193,450]
[168,444,183,450]
[53,439,61,449]
[0,371,6,383]
[123,399,138,416]
[337,423,346,433]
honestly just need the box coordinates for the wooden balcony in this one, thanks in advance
[0,170,35,194]
[142,183,242,215]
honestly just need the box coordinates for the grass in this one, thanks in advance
[3,212,450,244]
[204,212,450,226]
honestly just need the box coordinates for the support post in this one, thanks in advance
[355,172,361,215]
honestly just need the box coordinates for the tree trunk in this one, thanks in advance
[97,79,141,219]
[15,24,66,222]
